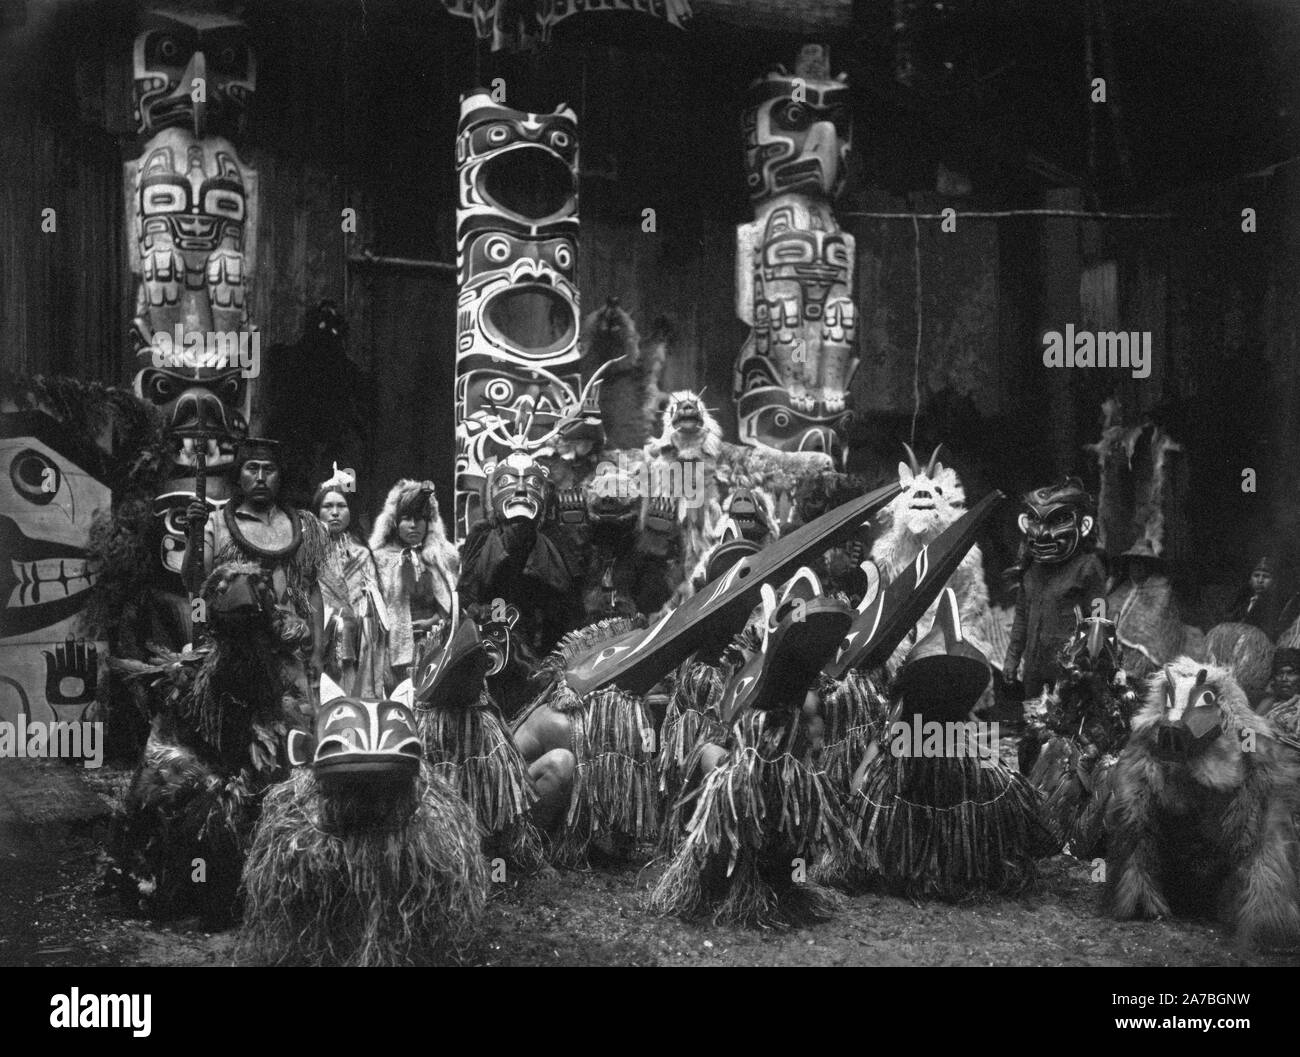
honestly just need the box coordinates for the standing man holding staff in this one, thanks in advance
[185,437,331,707]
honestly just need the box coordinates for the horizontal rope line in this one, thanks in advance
[842,208,1177,220]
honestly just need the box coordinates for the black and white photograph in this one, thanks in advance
[2,0,1300,994]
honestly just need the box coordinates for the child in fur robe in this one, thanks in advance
[370,480,459,690]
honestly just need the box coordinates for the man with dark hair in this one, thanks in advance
[184,437,330,703]
[1257,647,1300,737]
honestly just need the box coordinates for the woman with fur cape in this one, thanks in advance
[370,480,460,690]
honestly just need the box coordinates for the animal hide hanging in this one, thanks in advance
[1086,398,1190,563]
[578,299,657,451]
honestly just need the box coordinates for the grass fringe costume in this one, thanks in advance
[239,696,487,966]
[411,612,542,868]
[649,706,851,926]
[513,616,660,864]
[239,762,487,966]
[819,590,1060,899]
[650,569,856,926]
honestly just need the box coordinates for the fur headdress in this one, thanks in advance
[370,479,459,576]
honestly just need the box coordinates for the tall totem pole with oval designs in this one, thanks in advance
[734,45,856,461]
[454,92,593,536]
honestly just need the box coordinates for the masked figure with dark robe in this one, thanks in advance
[458,449,581,691]
[1003,478,1107,699]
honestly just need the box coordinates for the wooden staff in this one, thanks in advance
[184,430,210,599]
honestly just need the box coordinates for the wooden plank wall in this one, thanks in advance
[3,0,1299,585]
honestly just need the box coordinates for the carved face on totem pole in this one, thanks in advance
[455,92,592,533]
[133,6,256,138]
[130,132,253,580]
[735,54,857,458]
[1018,478,1096,566]
[742,65,852,204]
[128,9,258,586]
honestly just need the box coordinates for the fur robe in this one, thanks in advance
[369,482,460,672]
[1106,657,1300,947]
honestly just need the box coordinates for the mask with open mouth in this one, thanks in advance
[1017,478,1095,566]
[486,451,548,524]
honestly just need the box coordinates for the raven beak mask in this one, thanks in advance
[407,602,541,866]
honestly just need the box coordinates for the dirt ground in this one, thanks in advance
[2,763,1298,968]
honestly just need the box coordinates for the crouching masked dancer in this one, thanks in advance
[512,478,899,873]
[185,437,330,706]
[239,691,487,966]
[649,568,857,925]
[821,588,1060,899]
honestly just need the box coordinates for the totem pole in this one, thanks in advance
[123,5,259,640]
[454,91,597,535]
[734,45,856,459]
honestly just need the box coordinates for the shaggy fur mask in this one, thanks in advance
[882,458,966,540]
[649,390,723,462]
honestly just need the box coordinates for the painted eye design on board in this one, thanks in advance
[9,450,60,506]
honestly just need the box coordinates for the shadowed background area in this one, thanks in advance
[2,0,1299,609]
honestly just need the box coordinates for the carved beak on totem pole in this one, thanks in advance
[1154,666,1223,760]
